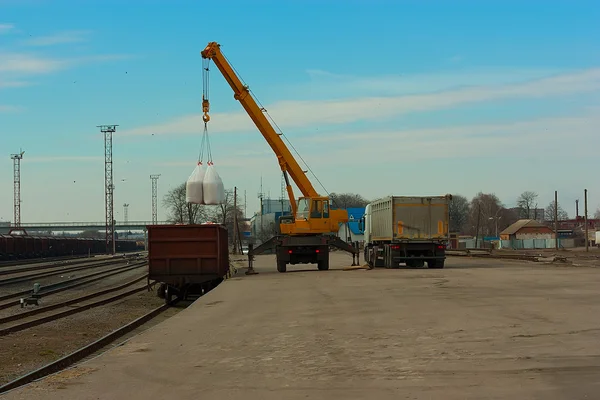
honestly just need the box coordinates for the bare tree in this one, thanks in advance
[516,191,538,219]
[545,201,569,221]
[255,221,279,244]
[162,183,208,224]
[594,208,600,219]
[498,207,519,232]
[468,192,505,236]
[448,194,470,233]
[329,192,369,209]
[205,189,246,246]
[79,230,102,238]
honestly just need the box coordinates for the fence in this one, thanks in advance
[498,239,575,249]
[459,238,577,250]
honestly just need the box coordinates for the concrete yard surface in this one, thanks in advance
[3,253,600,399]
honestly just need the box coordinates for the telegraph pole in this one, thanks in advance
[584,189,589,252]
[10,150,24,227]
[232,187,238,254]
[123,203,129,239]
[554,191,558,250]
[98,125,118,255]
[150,174,160,225]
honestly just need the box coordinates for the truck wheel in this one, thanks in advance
[317,259,329,271]
[428,260,444,269]
[277,260,287,273]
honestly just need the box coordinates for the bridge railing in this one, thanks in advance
[17,221,170,228]
[12,219,250,228]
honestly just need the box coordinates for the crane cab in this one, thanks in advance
[279,196,349,235]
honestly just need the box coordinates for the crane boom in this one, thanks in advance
[201,42,318,217]
[200,41,350,238]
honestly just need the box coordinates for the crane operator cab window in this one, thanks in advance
[310,200,329,219]
[296,198,310,220]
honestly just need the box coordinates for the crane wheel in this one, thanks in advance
[277,260,287,273]
[317,259,329,271]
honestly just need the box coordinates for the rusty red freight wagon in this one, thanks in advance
[147,224,230,304]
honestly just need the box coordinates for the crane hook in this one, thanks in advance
[202,96,210,122]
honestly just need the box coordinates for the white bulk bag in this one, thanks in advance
[186,163,206,204]
[203,164,225,205]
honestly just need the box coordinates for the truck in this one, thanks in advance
[360,195,452,269]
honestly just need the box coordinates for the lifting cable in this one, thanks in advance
[222,51,331,198]
[198,58,213,165]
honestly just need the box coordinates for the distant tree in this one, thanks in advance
[595,208,600,219]
[329,192,369,209]
[498,207,519,232]
[255,221,279,244]
[79,230,102,238]
[448,194,470,233]
[545,201,569,221]
[162,183,208,224]
[516,191,538,219]
[468,192,504,237]
[206,189,245,246]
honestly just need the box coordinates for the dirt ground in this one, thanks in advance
[0,280,165,385]
[3,252,600,399]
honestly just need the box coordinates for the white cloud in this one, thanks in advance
[152,110,599,172]
[0,104,22,112]
[314,111,599,163]
[23,30,91,46]
[0,53,68,74]
[304,66,563,96]
[0,53,133,75]
[25,156,103,163]
[0,23,14,34]
[120,67,600,137]
[0,80,31,88]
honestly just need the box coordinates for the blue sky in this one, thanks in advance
[1,0,599,223]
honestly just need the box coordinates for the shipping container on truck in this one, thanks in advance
[360,195,452,269]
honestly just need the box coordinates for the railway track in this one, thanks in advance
[0,255,90,268]
[0,275,153,335]
[0,257,145,287]
[0,253,142,276]
[0,261,148,310]
[0,300,176,394]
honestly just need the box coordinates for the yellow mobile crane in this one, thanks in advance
[201,41,358,272]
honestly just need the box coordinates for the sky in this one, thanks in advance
[1,0,599,224]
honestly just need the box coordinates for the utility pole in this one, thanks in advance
[554,191,558,250]
[10,150,24,227]
[150,174,161,225]
[584,189,589,252]
[258,176,264,235]
[123,203,129,239]
[98,125,118,255]
[474,204,481,249]
[233,186,238,254]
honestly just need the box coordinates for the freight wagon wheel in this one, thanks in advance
[157,283,166,299]
[164,285,173,305]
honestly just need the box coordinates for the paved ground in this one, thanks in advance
[3,252,600,399]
